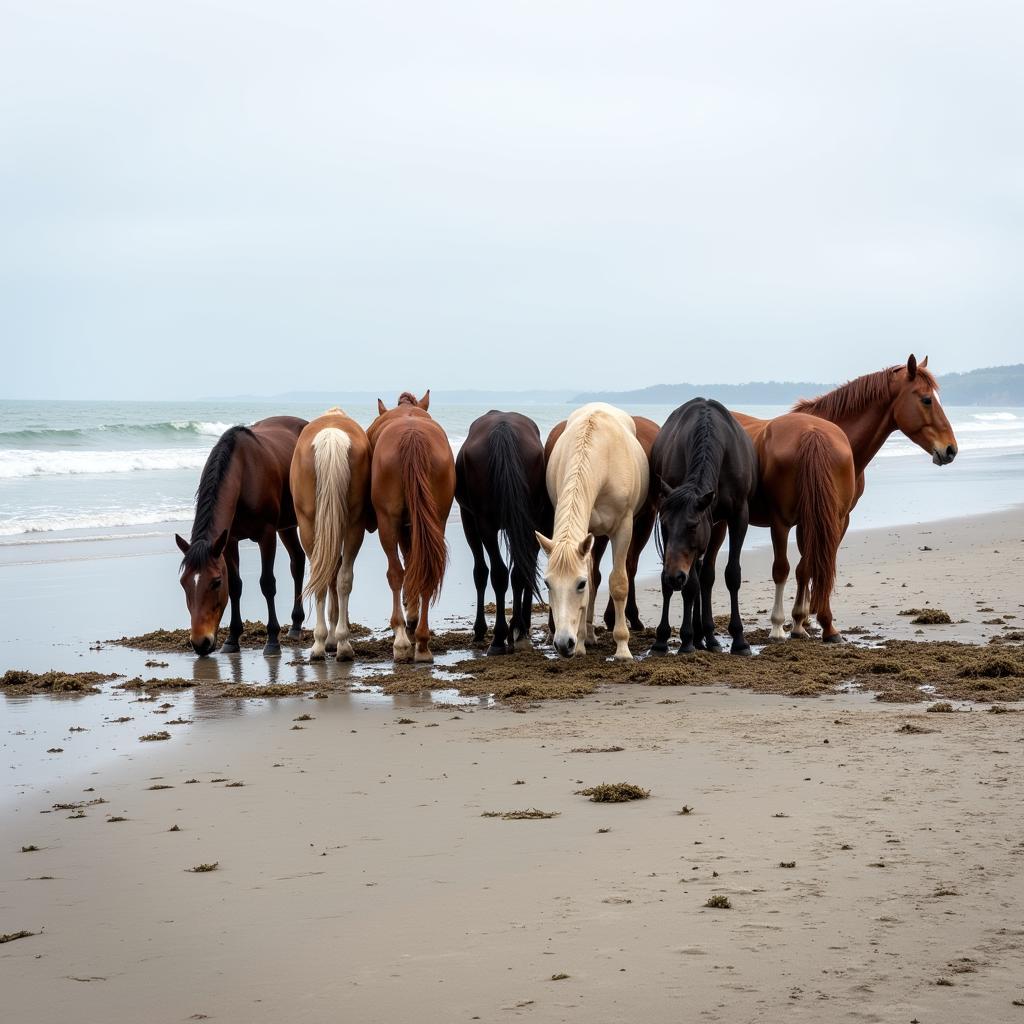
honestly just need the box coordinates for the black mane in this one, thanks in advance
[181,425,252,572]
[662,401,726,507]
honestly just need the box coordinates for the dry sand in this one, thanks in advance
[2,508,1023,1023]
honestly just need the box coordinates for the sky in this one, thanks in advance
[2,0,1022,399]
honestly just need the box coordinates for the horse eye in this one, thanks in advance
[576,579,586,593]
[921,396,932,406]
[211,577,222,589]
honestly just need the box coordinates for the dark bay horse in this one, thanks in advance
[175,416,307,656]
[456,411,552,655]
[649,399,757,656]
[290,410,372,661]
[544,414,658,632]
[368,391,456,663]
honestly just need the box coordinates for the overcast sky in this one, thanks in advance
[2,1,1022,399]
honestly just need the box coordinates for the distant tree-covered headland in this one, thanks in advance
[571,364,1024,407]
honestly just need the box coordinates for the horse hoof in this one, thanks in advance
[335,646,355,662]
[473,631,487,644]
[220,641,240,655]
[789,631,810,642]
[413,649,434,664]
[822,633,843,644]
[612,651,634,662]
[629,619,645,632]
[678,644,696,655]
[308,649,326,662]
[766,635,787,644]
[705,640,723,654]
[486,643,509,657]
[263,643,282,657]
[648,644,670,657]
[287,626,303,640]
[731,644,752,657]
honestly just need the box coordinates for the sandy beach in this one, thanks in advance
[2,507,1023,1022]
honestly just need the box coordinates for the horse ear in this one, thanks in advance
[535,532,553,555]
[418,389,430,410]
[175,533,190,556]
[906,354,917,380]
[920,355,928,369]
[211,530,228,559]
[697,490,716,512]
[377,398,388,415]
[578,533,595,558]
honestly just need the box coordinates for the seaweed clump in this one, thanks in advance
[1,669,119,694]
[577,782,650,803]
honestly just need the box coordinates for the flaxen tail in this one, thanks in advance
[304,428,352,600]
[399,428,448,604]
[487,421,542,598]
[795,429,843,615]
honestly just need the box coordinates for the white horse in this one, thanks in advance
[289,410,371,661]
[537,403,650,661]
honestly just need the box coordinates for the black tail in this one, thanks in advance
[488,421,542,598]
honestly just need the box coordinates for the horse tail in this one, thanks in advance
[795,429,842,615]
[488,420,542,598]
[303,428,352,600]
[400,428,448,605]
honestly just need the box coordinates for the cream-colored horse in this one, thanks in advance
[289,410,371,661]
[537,403,649,661]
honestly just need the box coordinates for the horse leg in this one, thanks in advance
[482,531,511,656]
[219,538,243,654]
[790,524,813,639]
[257,530,283,656]
[510,564,533,649]
[398,529,419,635]
[310,589,329,660]
[379,515,412,662]
[678,565,700,655]
[724,512,751,655]
[588,535,608,646]
[768,520,791,642]
[699,521,728,652]
[650,574,674,655]
[605,506,654,631]
[608,521,633,661]
[461,509,490,642]
[279,525,306,639]
[413,592,433,663]
[334,521,365,661]
[816,515,846,644]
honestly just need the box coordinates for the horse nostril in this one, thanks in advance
[947,445,957,460]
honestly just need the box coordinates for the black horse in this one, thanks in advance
[649,399,757,656]
[456,411,552,655]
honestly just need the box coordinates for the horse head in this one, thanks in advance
[175,529,229,655]
[535,531,593,657]
[657,480,714,591]
[891,355,958,466]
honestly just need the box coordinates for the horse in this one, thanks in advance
[289,410,372,661]
[729,355,958,642]
[175,416,308,656]
[544,414,658,631]
[367,391,456,663]
[649,398,758,656]
[455,411,552,655]
[537,402,650,661]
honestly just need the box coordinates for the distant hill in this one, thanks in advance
[571,364,1024,407]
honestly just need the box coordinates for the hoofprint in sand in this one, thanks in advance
[2,508,1023,1022]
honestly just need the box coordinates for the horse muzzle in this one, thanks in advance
[552,631,577,658]
[932,444,957,466]
[190,634,216,657]
[662,569,687,592]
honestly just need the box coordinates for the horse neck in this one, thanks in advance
[192,456,243,544]
[822,400,896,474]
[552,437,600,547]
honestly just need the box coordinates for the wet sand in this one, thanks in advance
[2,507,1024,1021]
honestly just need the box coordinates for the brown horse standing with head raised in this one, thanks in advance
[289,410,372,661]
[731,355,959,642]
[368,391,456,662]
[175,416,308,656]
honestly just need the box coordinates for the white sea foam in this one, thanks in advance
[0,507,193,538]
[0,448,209,479]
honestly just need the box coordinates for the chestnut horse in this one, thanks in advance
[538,403,649,661]
[368,391,456,662]
[544,414,658,631]
[289,410,372,661]
[456,411,552,655]
[731,355,958,642]
[175,416,307,656]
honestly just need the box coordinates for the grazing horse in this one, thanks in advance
[456,411,552,655]
[367,391,456,663]
[544,415,658,631]
[537,403,649,661]
[649,399,758,656]
[175,416,307,656]
[289,410,372,661]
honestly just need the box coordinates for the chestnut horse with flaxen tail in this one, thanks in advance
[367,391,456,663]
